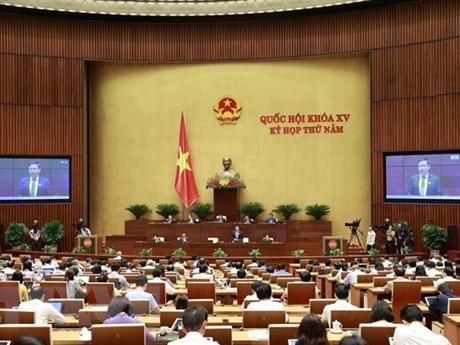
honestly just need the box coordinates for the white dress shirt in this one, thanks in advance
[394,321,451,345]
[168,331,219,345]
[18,299,67,325]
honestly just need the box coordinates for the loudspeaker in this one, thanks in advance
[447,224,457,251]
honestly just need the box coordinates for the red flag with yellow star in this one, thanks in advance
[174,113,199,209]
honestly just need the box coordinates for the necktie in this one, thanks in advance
[31,178,37,197]
[421,176,426,196]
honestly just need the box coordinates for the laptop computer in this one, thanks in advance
[48,301,63,313]
[171,318,183,333]
[0,341,11,345]
[287,339,297,345]
[425,296,437,306]
[41,267,54,275]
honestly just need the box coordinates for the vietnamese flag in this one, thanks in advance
[174,113,199,209]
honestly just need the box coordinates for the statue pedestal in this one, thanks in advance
[214,189,240,222]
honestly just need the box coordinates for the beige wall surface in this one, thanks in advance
[89,56,370,239]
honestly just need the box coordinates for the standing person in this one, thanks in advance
[295,314,330,345]
[18,286,67,325]
[16,161,51,197]
[29,220,41,251]
[385,224,396,254]
[366,226,376,252]
[168,306,219,345]
[394,304,451,345]
[103,296,155,345]
[407,158,442,196]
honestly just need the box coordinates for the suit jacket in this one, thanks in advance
[429,292,457,315]
[17,176,51,196]
[232,231,244,241]
[407,174,442,196]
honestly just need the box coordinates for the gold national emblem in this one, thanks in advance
[213,96,242,125]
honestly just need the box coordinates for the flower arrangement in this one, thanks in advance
[206,177,246,190]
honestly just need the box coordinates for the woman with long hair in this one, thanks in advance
[11,270,29,302]
[296,314,330,345]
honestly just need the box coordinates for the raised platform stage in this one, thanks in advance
[105,219,333,256]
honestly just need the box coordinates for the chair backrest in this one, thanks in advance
[330,308,372,328]
[159,310,184,327]
[48,298,84,314]
[78,309,108,327]
[373,276,395,287]
[230,279,255,288]
[187,282,216,302]
[121,274,139,284]
[448,298,460,314]
[0,309,35,324]
[0,324,52,345]
[268,324,298,345]
[261,273,271,281]
[185,278,211,287]
[39,281,68,299]
[164,273,177,284]
[0,281,21,308]
[309,299,336,315]
[448,280,460,296]
[392,280,421,323]
[357,274,378,284]
[188,299,214,314]
[277,277,300,288]
[92,324,146,345]
[359,324,398,345]
[80,274,99,282]
[86,282,115,305]
[145,282,166,305]
[242,310,286,328]
[204,326,232,345]
[237,281,255,305]
[43,274,65,281]
[286,282,316,305]
[270,274,293,284]
[416,276,438,286]
[130,299,151,315]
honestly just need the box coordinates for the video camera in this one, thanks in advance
[345,218,361,228]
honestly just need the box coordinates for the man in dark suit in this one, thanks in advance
[17,161,51,197]
[428,282,457,322]
[407,158,442,196]
[231,226,244,242]
[177,232,190,242]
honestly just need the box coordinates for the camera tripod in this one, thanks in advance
[348,227,365,254]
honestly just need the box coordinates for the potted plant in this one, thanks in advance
[422,223,447,255]
[291,249,305,257]
[212,248,227,257]
[140,248,153,257]
[190,202,213,221]
[305,203,331,220]
[329,248,343,256]
[172,247,187,258]
[240,202,265,220]
[155,203,180,219]
[104,247,117,255]
[43,244,57,253]
[40,220,64,252]
[5,222,28,248]
[248,248,261,258]
[72,245,87,254]
[367,248,379,256]
[18,243,31,251]
[273,203,301,221]
[125,204,152,220]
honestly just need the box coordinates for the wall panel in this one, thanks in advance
[0,0,459,251]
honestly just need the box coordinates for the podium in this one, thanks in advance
[76,235,101,254]
[214,189,240,222]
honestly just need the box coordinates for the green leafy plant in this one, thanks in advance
[190,202,213,220]
[125,204,152,220]
[291,249,305,257]
[104,247,117,255]
[155,203,180,219]
[172,247,187,257]
[240,202,265,220]
[305,203,331,220]
[72,245,87,254]
[212,248,227,257]
[367,248,379,256]
[329,248,343,256]
[272,203,301,220]
[248,248,261,258]
[41,220,65,245]
[140,248,153,257]
[43,244,57,253]
[401,246,412,255]
[18,243,31,251]
[422,224,447,250]
[5,222,28,247]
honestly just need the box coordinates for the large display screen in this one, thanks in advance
[385,151,460,202]
[0,156,71,202]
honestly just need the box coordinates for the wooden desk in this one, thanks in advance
[325,277,337,298]
[51,328,347,345]
[443,314,460,345]
[366,286,436,307]
[350,283,373,307]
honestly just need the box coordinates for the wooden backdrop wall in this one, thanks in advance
[0,0,459,252]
